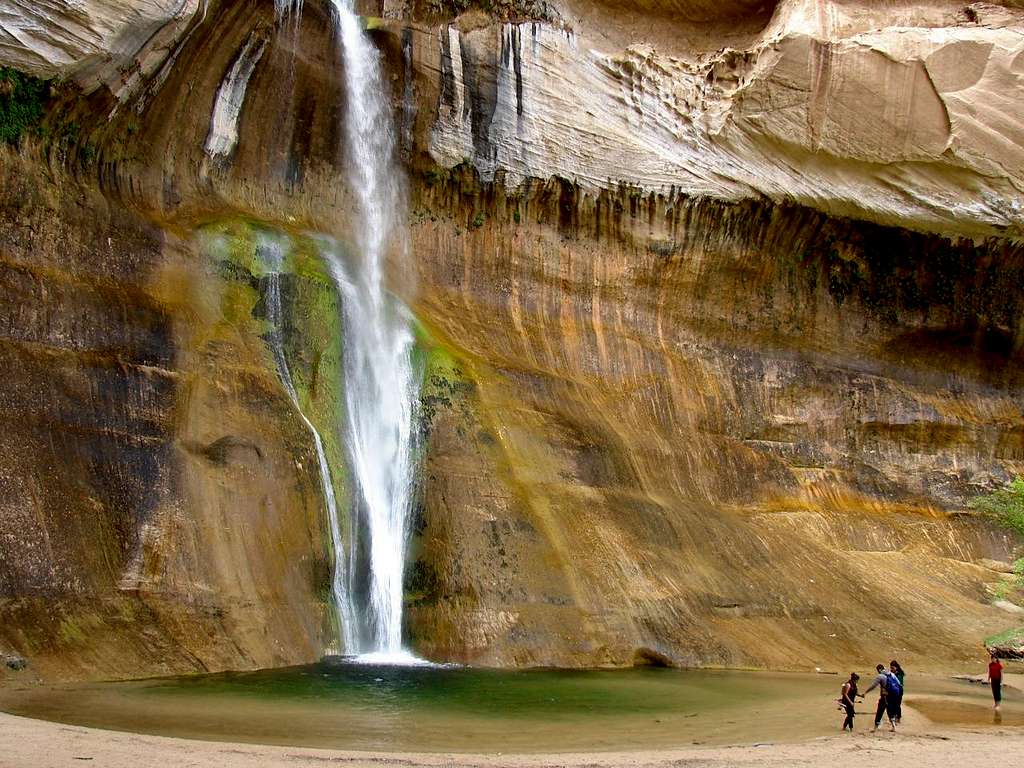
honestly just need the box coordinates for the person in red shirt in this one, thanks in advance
[987,652,1004,711]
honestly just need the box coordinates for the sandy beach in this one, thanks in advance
[0,709,1021,768]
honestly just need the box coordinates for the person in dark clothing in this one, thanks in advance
[840,672,862,731]
[862,663,895,731]
[988,653,1004,711]
[889,660,905,724]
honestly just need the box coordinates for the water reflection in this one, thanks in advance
[0,663,1019,753]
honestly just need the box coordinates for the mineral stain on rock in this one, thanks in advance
[0,0,1023,680]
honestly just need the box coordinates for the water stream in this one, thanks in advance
[323,0,419,659]
[258,0,419,660]
[259,236,358,654]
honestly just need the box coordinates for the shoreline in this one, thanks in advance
[1,711,1023,768]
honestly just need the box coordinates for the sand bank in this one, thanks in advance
[1,710,1022,768]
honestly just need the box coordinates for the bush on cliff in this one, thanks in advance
[971,478,1024,537]
[985,625,1024,659]
[0,68,49,145]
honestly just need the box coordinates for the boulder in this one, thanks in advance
[3,654,27,671]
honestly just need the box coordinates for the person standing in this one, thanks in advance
[988,653,1004,711]
[862,663,896,732]
[889,660,905,724]
[841,672,861,731]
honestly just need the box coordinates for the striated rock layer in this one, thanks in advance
[406,176,1023,667]
[0,0,1023,678]
[0,152,345,680]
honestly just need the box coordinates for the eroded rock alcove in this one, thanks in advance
[1,0,1023,679]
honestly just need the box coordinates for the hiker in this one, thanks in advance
[889,660,905,724]
[862,663,896,732]
[988,652,1004,711]
[840,672,862,731]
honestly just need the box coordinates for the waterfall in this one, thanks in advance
[323,0,420,659]
[259,235,358,654]
[257,0,419,661]
[273,0,304,22]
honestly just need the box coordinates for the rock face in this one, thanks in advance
[421,1,1024,234]
[0,0,1023,678]
[0,0,201,96]
[404,177,1024,667]
[0,150,343,679]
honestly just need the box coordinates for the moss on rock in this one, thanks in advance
[194,219,352,631]
[0,68,49,146]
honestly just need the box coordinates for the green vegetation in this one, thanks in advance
[420,0,556,22]
[972,480,1024,605]
[195,219,351,618]
[470,211,486,229]
[0,67,49,145]
[986,557,1024,605]
[970,477,1024,536]
[422,167,449,187]
[985,625,1024,649]
[403,558,441,607]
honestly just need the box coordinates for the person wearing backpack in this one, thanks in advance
[862,663,896,732]
[887,661,905,724]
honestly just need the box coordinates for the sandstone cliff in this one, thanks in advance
[1,0,1023,679]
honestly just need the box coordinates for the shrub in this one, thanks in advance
[985,625,1024,650]
[0,68,49,145]
[970,477,1024,537]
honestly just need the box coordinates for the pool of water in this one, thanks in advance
[0,661,1019,753]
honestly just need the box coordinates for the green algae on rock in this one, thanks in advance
[2,0,1024,680]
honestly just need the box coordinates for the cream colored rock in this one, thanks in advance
[0,0,200,95]
[978,557,1016,573]
[204,31,267,159]
[2,1,1023,235]
[424,0,1024,236]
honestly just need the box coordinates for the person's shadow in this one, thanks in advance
[994,709,1002,725]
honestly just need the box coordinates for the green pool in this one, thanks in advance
[0,661,1017,753]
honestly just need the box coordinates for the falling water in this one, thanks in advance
[273,0,304,22]
[323,0,419,658]
[259,236,358,654]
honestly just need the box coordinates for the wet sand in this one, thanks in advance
[1,710,1023,768]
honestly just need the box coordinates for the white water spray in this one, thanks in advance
[259,236,358,654]
[324,0,419,658]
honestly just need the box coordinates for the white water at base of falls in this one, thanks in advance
[325,0,420,659]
